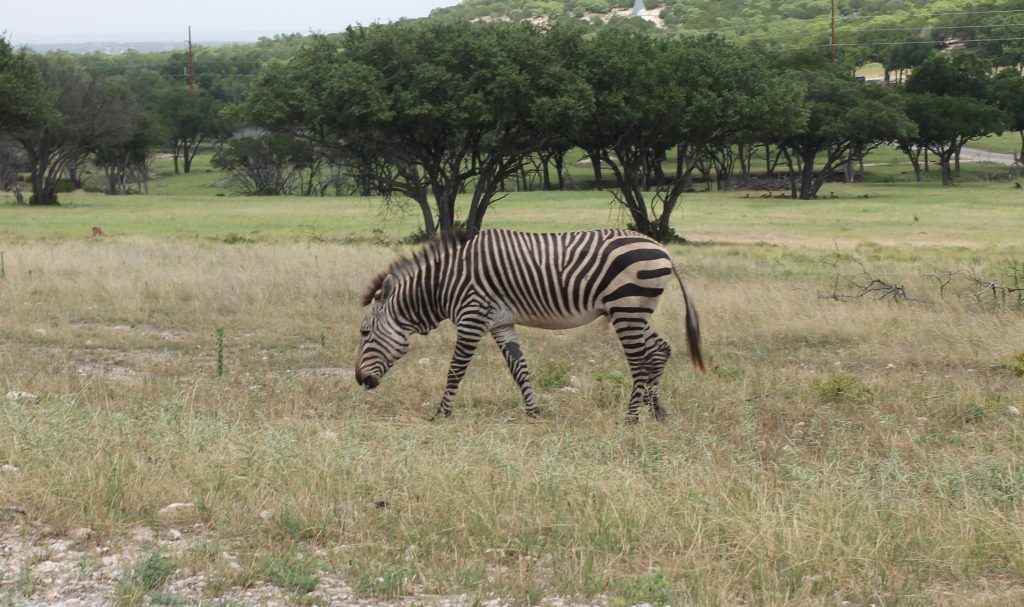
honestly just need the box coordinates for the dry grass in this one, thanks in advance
[1,202,1023,605]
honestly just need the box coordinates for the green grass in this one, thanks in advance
[3,179,1023,249]
[1,170,1023,605]
[969,132,1023,156]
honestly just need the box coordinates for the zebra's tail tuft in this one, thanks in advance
[672,265,705,373]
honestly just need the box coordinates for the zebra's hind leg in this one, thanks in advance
[612,314,672,422]
[642,333,672,421]
[491,325,540,417]
[430,325,486,420]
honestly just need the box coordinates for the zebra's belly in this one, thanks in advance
[513,309,604,330]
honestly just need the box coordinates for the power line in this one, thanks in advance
[681,7,1024,35]
[771,35,1024,53]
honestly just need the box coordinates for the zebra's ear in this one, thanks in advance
[379,274,396,300]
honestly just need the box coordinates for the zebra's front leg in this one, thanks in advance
[491,325,540,417]
[430,325,486,420]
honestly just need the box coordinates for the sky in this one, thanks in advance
[4,0,463,44]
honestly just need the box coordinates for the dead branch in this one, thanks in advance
[818,252,909,302]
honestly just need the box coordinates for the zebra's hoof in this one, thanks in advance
[525,408,541,418]
[429,409,452,421]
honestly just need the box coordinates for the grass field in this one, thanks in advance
[1,178,1023,605]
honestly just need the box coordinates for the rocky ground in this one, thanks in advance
[0,510,354,606]
[0,506,596,607]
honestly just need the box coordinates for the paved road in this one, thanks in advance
[959,146,1018,165]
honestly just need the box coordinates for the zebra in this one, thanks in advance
[355,229,705,421]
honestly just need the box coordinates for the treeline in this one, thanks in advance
[0,35,299,204]
[2,17,1024,241]
[233,20,1024,240]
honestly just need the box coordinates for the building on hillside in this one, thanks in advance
[632,0,646,16]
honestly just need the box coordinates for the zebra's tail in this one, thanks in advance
[672,264,706,373]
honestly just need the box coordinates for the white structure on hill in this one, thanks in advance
[633,0,646,16]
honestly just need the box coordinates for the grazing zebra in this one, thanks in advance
[355,229,705,421]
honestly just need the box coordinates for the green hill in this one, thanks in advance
[429,0,1024,67]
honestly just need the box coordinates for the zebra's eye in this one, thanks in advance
[360,328,370,338]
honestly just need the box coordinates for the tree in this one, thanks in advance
[901,54,1009,185]
[243,21,583,236]
[11,55,140,205]
[155,85,229,174]
[0,136,28,204]
[570,31,804,239]
[992,68,1024,160]
[212,132,321,196]
[93,106,161,195]
[904,53,995,100]
[0,36,51,135]
[775,68,916,199]
[0,36,52,204]
[901,93,1008,185]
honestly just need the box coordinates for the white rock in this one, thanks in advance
[156,502,199,524]
[1,464,19,474]
[32,559,63,577]
[164,529,183,541]
[418,357,430,365]
[1008,406,1021,416]
[886,363,895,369]
[5,391,37,403]
[130,526,155,543]
[69,527,95,542]
[559,386,578,393]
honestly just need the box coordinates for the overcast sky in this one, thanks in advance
[4,0,463,44]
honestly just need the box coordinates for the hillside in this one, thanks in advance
[430,0,1024,65]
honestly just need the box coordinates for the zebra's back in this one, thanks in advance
[462,229,673,329]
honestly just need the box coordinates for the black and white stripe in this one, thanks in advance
[355,229,705,421]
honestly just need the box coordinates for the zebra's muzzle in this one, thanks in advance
[355,368,380,389]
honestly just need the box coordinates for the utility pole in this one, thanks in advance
[187,26,196,92]
[830,0,837,63]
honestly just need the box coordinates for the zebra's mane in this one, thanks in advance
[361,231,470,306]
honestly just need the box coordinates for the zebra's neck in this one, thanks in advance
[394,240,459,334]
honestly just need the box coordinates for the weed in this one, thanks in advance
[612,571,675,607]
[992,352,1024,377]
[13,566,41,597]
[216,327,225,378]
[533,362,571,390]
[813,374,871,402]
[354,565,412,597]
[114,549,178,607]
[524,585,545,605]
[220,233,253,245]
[259,552,320,594]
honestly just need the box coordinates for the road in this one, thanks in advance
[958,146,1018,165]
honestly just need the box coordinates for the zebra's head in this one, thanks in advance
[355,274,411,389]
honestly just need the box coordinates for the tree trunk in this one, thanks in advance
[171,140,182,175]
[588,148,603,189]
[905,148,923,182]
[554,153,565,191]
[798,149,817,200]
[939,152,955,185]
